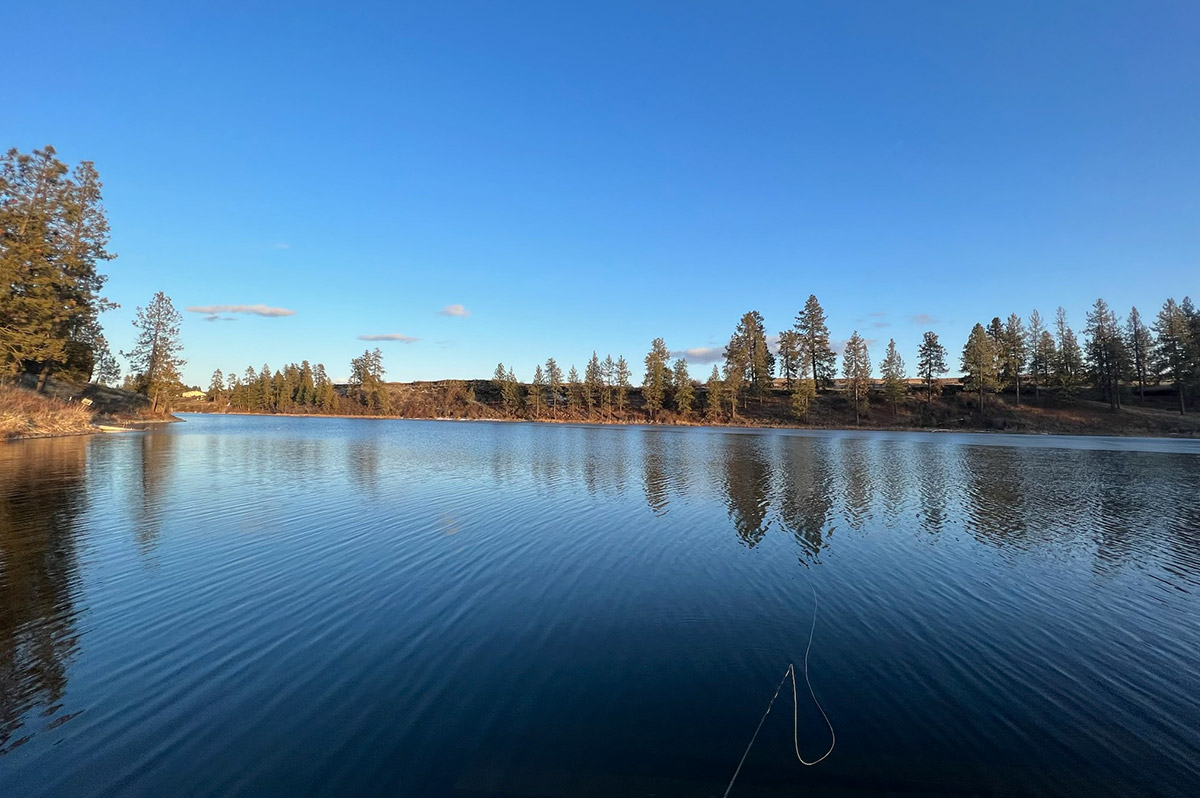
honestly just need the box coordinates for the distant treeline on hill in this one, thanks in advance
[190,294,1200,427]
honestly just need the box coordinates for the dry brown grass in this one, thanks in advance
[0,383,95,440]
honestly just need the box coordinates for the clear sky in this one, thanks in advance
[7,1,1198,385]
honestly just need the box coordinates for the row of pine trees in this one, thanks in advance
[202,293,1200,423]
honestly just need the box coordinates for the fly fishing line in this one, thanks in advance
[722,581,835,797]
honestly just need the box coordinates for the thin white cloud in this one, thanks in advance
[438,304,470,317]
[201,314,237,322]
[910,313,939,326]
[272,242,290,250]
[358,334,418,342]
[187,304,296,317]
[831,337,880,355]
[673,346,724,364]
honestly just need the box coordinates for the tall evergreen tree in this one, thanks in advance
[1,146,117,381]
[916,331,948,402]
[776,329,801,389]
[614,356,631,413]
[642,338,671,420]
[566,365,582,412]
[1001,314,1027,405]
[1084,298,1127,411]
[791,377,816,421]
[879,339,906,415]
[1053,307,1084,398]
[531,364,546,418]
[583,351,602,414]
[1027,310,1052,401]
[1125,307,1153,402]
[545,357,563,417]
[704,365,724,422]
[602,354,616,418]
[795,294,837,389]
[726,311,774,400]
[672,358,693,416]
[1154,298,1193,414]
[208,369,225,402]
[961,323,999,410]
[123,291,185,413]
[841,331,871,424]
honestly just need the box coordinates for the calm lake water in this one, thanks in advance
[2,415,1199,797]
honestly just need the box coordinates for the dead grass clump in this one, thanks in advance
[0,384,95,440]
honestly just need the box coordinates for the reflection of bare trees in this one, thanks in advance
[642,431,670,516]
[0,438,87,752]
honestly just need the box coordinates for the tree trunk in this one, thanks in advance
[1014,374,1021,406]
[36,365,51,392]
[1180,382,1186,415]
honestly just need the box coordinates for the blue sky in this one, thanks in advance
[7,1,1198,385]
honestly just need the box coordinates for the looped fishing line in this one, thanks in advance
[722,582,835,797]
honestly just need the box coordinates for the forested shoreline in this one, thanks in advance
[4,145,1199,438]
[187,293,1200,437]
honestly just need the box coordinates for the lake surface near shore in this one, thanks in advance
[2,414,1199,796]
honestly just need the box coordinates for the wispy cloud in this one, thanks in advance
[438,304,470,317]
[831,337,880,354]
[869,311,887,318]
[272,242,290,250]
[187,304,296,317]
[673,346,724,364]
[358,334,418,342]
[872,321,890,329]
[201,314,237,322]
[910,313,939,326]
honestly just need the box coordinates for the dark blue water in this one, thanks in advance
[2,415,1199,796]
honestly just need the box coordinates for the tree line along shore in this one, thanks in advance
[3,144,1200,440]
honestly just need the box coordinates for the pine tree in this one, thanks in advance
[916,331,948,402]
[1084,298,1127,411]
[615,356,631,414]
[795,295,837,389]
[776,329,801,389]
[567,365,582,413]
[841,331,871,424]
[1027,310,1051,401]
[1154,298,1193,414]
[726,311,774,400]
[791,378,816,421]
[208,369,225,402]
[545,357,563,417]
[642,338,671,420]
[1000,314,1027,405]
[1,148,118,384]
[531,364,546,418]
[672,358,693,416]
[880,339,906,414]
[1125,307,1153,402]
[584,351,602,415]
[314,363,336,412]
[602,355,615,418]
[961,323,999,410]
[1053,307,1084,399]
[704,365,724,422]
[123,291,185,413]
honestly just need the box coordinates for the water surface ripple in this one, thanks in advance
[1,416,1198,796]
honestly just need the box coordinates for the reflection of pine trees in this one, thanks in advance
[722,436,772,547]
[133,431,178,556]
[0,439,87,752]
[641,432,670,516]
[776,437,836,562]
[840,438,875,530]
